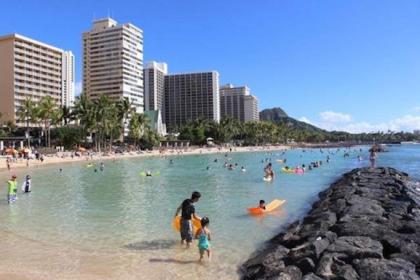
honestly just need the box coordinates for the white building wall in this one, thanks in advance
[212,71,220,123]
[62,51,75,107]
[83,18,144,113]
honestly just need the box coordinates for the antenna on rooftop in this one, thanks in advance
[107,8,110,18]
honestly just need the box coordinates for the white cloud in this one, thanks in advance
[299,114,420,133]
[319,111,352,123]
[298,116,313,125]
[411,106,420,112]
[75,81,82,96]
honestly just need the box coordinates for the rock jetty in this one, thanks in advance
[241,167,420,280]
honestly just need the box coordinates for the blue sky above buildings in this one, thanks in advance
[1,0,420,132]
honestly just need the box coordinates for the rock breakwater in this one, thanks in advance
[242,167,420,280]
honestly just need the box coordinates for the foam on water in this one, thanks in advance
[0,145,418,279]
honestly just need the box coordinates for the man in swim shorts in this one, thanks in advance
[174,191,201,248]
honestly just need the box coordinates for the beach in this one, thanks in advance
[0,145,290,173]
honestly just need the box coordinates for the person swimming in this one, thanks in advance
[241,166,246,172]
[259,200,266,210]
[264,163,275,179]
[100,162,105,171]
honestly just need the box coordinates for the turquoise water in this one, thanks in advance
[0,145,419,279]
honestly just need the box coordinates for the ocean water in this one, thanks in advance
[0,145,418,279]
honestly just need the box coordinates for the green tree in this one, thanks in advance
[38,96,58,147]
[129,112,150,146]
[17,97,37,145]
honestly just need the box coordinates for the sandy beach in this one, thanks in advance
[0,145,290,173]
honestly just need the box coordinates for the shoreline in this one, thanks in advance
[0,145,290,173]
[241,167,420,279]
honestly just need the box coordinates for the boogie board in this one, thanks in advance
[247,199,286,215]
[281,167,295,174]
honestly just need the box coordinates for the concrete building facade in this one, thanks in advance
[62,51,75,107]
[82,18,144,112]
[0,33,74,125]
[144,61,167,116]
[219,84,259,122]
[164,71,220,129]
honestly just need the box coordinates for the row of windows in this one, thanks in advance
[15,58,61,73]
[14,66,61,80]
[15,71,60,85]
[14,41,61,58]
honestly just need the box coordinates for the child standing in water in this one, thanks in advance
[195,217,211,262]
[7,175,18,203]
[21,175,32,193]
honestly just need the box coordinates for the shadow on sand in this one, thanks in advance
[124,239,178,251]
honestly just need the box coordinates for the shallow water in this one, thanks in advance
[0,145,418,279]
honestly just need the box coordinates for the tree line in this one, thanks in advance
[0,95,419,150]
[0,95,159,151]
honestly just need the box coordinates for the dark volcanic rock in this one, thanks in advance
[326,236,383,259]
[302,273,323,280]
[353,258,420,280]
[241,167,420,279]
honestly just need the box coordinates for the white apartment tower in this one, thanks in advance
[82,18,144,112]
[0,33,74,126]
[144,61,168,113]
[62,51,75,107]
[220,84,259,122]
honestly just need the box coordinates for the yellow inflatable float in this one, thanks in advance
[172,216,202,234]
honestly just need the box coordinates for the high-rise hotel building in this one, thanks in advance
[144,61,167,113]
[0,34,74,125]
[220,84,259,122]
[62,51,75,107]
[164,71,220,129]
[82,18,144,112]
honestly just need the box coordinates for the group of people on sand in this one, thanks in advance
[5,174,32,204]
[174,192,212,262]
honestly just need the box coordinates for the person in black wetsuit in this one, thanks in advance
[174,191,201,248]
[21,175,32,193]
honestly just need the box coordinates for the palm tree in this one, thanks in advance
[129,112,150,146]
[38,96,58,147]
[74,94,95,145]
[17,97,37,146]
[5,120,16,136]
[60,105,75,126]
[116,97,134,141]
[218,117,239,143]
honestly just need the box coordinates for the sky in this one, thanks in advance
[1,0,420,133]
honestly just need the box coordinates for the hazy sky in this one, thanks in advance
[1,0,420,132]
